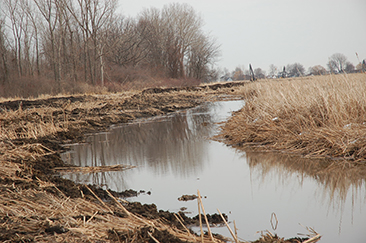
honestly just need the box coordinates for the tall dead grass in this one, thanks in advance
[0,183,226,242]
[220,73,366,162]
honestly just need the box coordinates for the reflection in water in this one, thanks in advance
[61,100,366,242]
[62,102,226,190]
[245,151,366,231]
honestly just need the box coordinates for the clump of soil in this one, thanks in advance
[178,194,198,201]
[252,233,317,243]
[192,213,228,226]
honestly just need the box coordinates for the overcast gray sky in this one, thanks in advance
[118,0,366,73]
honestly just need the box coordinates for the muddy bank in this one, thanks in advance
[0,81,317,242]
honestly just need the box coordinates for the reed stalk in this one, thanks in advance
[197,190,215,241]
[85,185,113,214]
[217,208,239,243]
[197,190,204,243]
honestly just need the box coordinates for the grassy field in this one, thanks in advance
[220,73,366,163]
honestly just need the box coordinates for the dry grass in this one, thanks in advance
[220,73,366,163]
[54,164,137,174]
[0,93,133,142]
[0,107,64,140]
[0,182,226,242]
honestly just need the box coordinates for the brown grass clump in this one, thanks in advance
[219,73,366,163]
[0,182,227,242]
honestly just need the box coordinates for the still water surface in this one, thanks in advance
[61,100,366,242]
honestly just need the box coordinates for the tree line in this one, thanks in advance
[0,1,220,97]
[223,53,365,81]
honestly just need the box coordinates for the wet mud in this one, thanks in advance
[178,194,198,201]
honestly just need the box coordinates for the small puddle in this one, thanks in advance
[61,100,366,242]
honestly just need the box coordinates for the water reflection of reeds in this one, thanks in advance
[62,103,217,190]
[245,151,366,211]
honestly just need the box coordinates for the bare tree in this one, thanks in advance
[286,63,305,77]
[137,7,166,72]
[344,61,354,73]
[232,67,244,81]
[137,3,219,81]
[0,18,9,84]
[22,0,41,76]
[33,0,61,87]
[0,1,220,95]
[3,0,26,76]
[65,0,118,85]
[308,65,327,75]
[106,17,148,67]
[162,3,203,78]
[254,67,266,79]
[327,53,348,73]
[186,34,220,80]
[268,64,277,78]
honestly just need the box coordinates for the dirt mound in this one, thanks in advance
[0,95,87,111]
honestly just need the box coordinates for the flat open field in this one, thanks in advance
[2,74,364,242]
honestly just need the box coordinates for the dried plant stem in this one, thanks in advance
[303,234,322,243]
[105,189,130,217]
[234,220,238,240]
[217,208,238,243]
[148,232,161,243]
[174,213,193,238]
[84,184,113,214]
[197,190,215,242]
[54,164,137,174]
[197,191,204,243]
[86,211,98,224]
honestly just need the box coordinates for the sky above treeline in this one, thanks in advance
[119,0,366,72]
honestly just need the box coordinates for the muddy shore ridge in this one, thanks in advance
[3,75,362,242]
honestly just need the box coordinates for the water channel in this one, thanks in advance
[61,100,366,242]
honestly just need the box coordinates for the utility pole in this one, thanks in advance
[249,64,256,81]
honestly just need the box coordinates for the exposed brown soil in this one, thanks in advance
[0,81,316,242]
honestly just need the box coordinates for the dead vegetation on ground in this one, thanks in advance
[0,82,251,242]
[0,79,328,242]
[219,73,366,164]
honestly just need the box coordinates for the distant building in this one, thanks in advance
[220,76,233,82]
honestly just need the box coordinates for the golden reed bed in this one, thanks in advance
[219,73,366,164]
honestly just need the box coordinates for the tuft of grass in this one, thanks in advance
[219,73,366,163]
